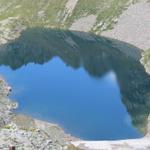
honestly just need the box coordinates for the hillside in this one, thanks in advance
[0,0,136,32]
[0,0,150,51]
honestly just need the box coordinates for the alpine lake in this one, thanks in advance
[0,28,150,140]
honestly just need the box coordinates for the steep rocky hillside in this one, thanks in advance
[0,0,136,33]
[1,0,150,50]
[2,0,150,51]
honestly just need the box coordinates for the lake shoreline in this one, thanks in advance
[72,117,150,149]
[0,77,78,150]
[0,77,150,150]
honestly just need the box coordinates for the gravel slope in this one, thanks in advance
[102,0,150,50]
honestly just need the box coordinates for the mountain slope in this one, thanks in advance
[102,0,150,50]
[0,0,135,32]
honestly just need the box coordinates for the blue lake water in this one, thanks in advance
[0,28,149,140]
[0,57,141,140]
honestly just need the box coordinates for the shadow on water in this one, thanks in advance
[0,28,150,138]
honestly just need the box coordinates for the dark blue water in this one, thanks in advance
[0,57,141,140]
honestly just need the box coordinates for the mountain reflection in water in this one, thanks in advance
[0,28,150,140]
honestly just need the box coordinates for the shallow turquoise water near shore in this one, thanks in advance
[0,28,149,140]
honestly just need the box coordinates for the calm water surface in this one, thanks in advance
[0,28,149,140]
[0,59,141,140]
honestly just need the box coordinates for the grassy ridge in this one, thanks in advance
[0,0,67,27]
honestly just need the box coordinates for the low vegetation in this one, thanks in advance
[0,0,138,32]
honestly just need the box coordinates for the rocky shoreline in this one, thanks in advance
[0,77,78,150]
[72,117,150,150]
